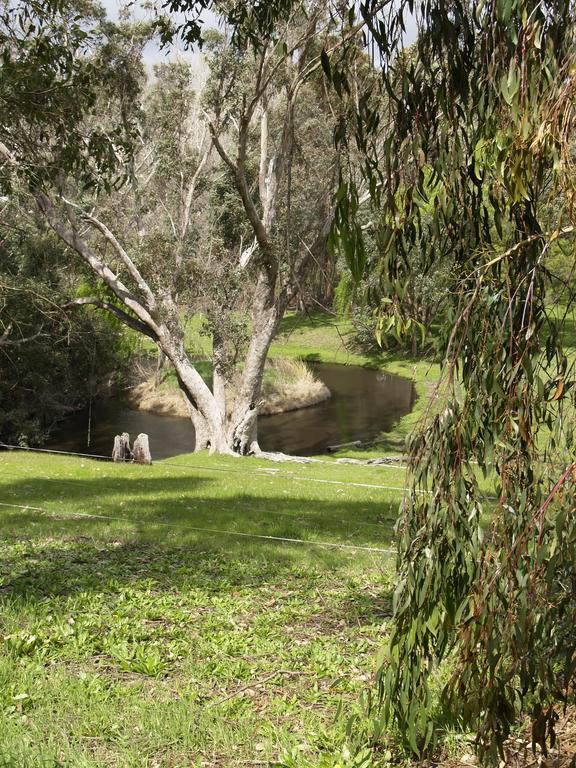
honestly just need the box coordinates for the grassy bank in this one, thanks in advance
[0,450,405,768]
[269,306,576,458]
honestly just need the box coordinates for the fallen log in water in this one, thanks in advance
[326,440,362,453]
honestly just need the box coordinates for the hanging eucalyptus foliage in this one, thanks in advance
[324,0,576,761]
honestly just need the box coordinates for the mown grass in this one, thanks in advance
[0,450,407,768]
[12,308,568,767]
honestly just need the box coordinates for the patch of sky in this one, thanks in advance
[101,1,417,75]
[101,0,217,73]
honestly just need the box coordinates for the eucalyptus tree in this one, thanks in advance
[195,14,339,451]
[0,0,141,193]
[84,42,338,453]
[1,0,345,454]
[325,0,576,760]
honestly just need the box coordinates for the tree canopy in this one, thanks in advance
[325,0,576,760]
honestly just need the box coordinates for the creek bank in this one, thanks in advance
[47,362,416,459]
[126,357,331,419]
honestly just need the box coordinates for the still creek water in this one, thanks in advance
[49,363,416,459]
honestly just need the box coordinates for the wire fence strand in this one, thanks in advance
[0,501,397,555]
[0,444,501,501]
[0,444,410,485]
[0,444,414,492]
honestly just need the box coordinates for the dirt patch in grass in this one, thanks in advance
[439,707,576,768]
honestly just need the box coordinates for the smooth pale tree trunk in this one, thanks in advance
[226,276,284,454]
[154,327,230,454]
[149,287,282,454]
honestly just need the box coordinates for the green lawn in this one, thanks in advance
[0,316,441,766]
[0,450,407,768]
[7,310,568,767]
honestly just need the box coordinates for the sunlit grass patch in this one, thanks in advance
[0,450,399,767]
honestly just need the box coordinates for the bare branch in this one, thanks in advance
[64,297,157,339]
[181,131,211,244]
[36,193,162,339]
[0,321,43,347]
[208,122,237,173]
[155,194,178,240]
[258,97,269,204]
[61,197,157,312]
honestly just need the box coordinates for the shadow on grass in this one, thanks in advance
[0,474,396,531]
[278,311,342,334]
[0,474,397,625]
[0,534,393,617]
[556,312,576,348]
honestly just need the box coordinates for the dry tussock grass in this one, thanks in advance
[127,380,190,417]
[128,358,330,418]
[260,358,330,415]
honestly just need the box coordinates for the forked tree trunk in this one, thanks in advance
[154,329,231,454]
[226,276,283,454]
[168,282,282,454]
[154,304,281,455]
[47,218,283,455]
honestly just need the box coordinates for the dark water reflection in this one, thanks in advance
[49,363,415,459]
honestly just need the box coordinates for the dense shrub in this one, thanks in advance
[0,223,130,445]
